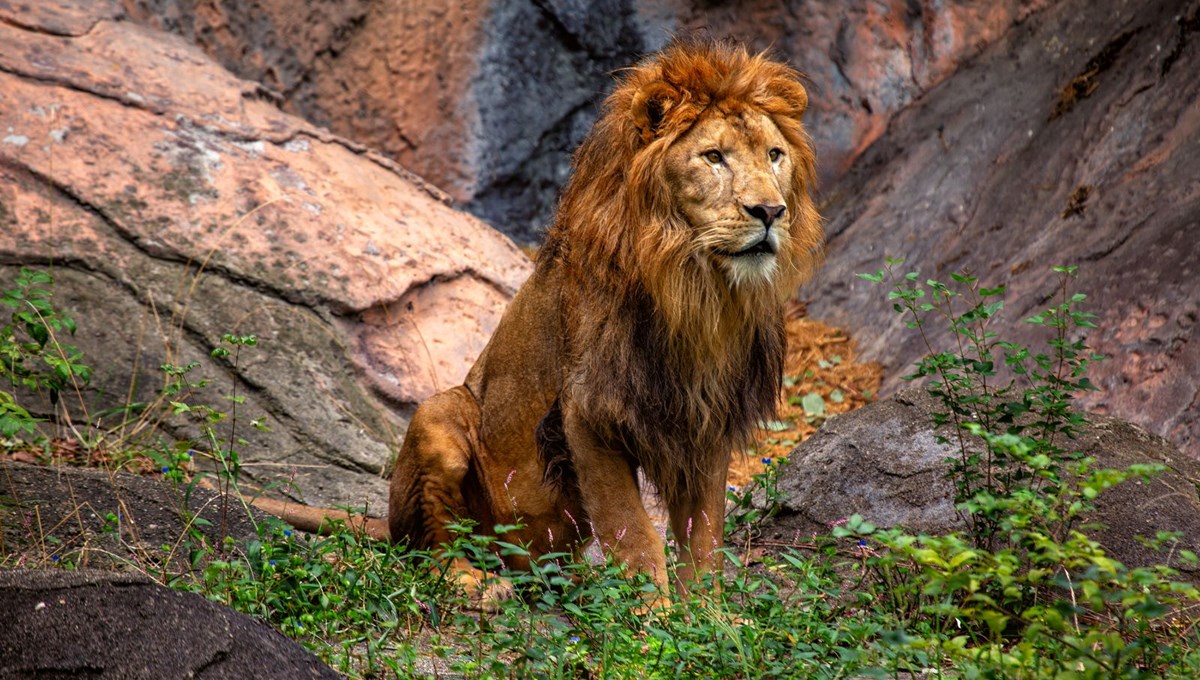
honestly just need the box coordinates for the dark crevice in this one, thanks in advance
[1160,3,1200,77]
[1081,219,1139,262]
[1049,28,1140,120]
[0,61,171,116]
[0,14,111,38]
[530,0,587,55]
[289,129,453,207]
[829,20,856,91]
[10,160,330,313]
[279,10,370,101]
[191,648,232,678]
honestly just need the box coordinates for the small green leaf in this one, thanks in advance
[762,419,791,432]
[800,392,826,417]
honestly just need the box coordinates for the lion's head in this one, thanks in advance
[539,41,823,504]
[544,41,821,337]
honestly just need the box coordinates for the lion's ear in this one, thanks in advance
[630,81,680,144]
[767,76,809,120]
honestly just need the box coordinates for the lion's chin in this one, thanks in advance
[720,252,778,287]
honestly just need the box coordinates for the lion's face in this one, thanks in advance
[664,109,797,286]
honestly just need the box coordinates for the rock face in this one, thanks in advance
[0,569,339,678]
[111,0,1200,460]
[806,0,1200,460]
[120,0,1046,242]
[0,1,532,509]
[767,390,1200,573]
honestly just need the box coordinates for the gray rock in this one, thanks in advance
[0,569,338,679]
[766,390,1200,573]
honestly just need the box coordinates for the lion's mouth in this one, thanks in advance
[721,238,776,258]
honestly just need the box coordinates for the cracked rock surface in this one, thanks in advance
[0,569,338,678]
[0,1,533,510]
[767,389,1200,573]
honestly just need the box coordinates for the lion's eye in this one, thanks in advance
[768,148,784,162]
[702,150,724,164]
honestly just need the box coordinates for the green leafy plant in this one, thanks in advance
[847,262,1200,677]
[725,455,788,550]
[0,267,91,438]
[11,260,1200,679]
[859,261,1104,550]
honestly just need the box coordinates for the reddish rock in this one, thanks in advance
[121,0,487,205]
[806,0,1200,459]
[0,1,532,508]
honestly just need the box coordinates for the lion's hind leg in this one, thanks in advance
[387,386,508,603]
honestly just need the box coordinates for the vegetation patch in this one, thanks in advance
[3,265,1199,678]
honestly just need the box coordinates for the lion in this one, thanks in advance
[263,41,822,600]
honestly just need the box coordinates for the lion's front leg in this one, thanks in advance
[562,409,668,591]
[668,464,729,592]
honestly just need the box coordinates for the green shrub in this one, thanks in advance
[11,262,1199,679]
[0,267,91,438]
[849,262,1200,677]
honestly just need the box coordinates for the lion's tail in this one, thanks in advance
[248,496,391,541]
[195,477,391,541]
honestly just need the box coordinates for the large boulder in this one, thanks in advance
[119,0,1046,241]
[0,1,532,509]
[807,0,1200,460]
[766,390,1200,573]
[0,569,339,678]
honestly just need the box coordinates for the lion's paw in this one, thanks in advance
[452,561,515,611]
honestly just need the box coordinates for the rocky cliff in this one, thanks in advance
[120,0,1049,242]
[807,0,1200,459]
[0,0,532,509]
[118,0,1200,459]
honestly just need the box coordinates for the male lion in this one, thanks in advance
[385,41,823,596]
[258,41,821,599]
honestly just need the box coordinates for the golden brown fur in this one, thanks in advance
[265,42,822,601]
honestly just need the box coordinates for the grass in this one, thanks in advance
[4,264,1200,678]
[168,506,903,678]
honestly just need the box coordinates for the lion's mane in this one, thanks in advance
[537,41,823,506]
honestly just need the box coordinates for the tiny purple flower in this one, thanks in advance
[761,457,773,465]
[161,466,170,473]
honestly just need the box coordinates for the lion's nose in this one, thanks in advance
[744,203,786,228]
